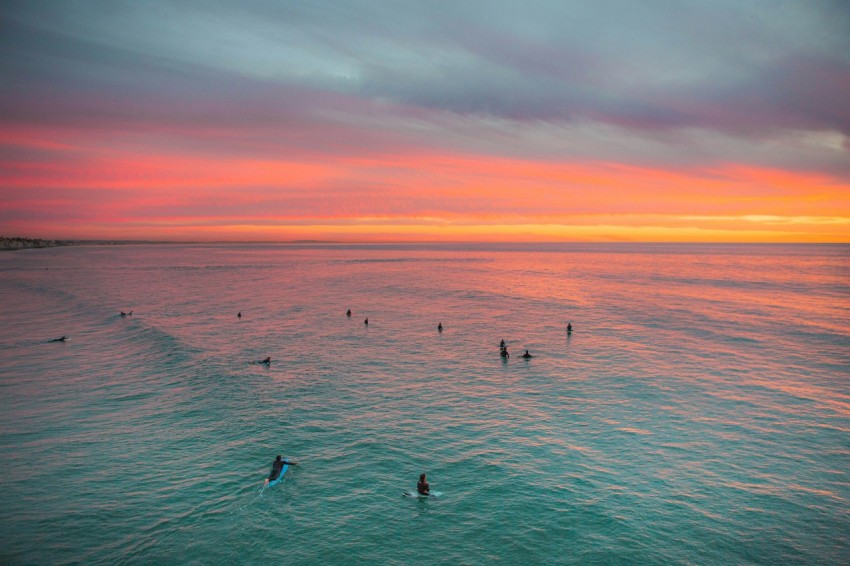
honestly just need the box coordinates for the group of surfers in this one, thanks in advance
[48,307,574,496]
[50,308,574,362]
[247,311,574,365]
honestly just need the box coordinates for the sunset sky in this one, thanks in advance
[2,1,849,242]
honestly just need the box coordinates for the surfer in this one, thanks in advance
[264,455,297,486]
[567,322,572,333]
[522,350,533,359]
[238,311,242,319]
[438,322,443,332]
[260,357,271,364]
[48,336,67,342]
[417,473,430,495]
[364,318,369,326]
[346,309,351,317]
[120,311,132,317]
[500,346,509,359]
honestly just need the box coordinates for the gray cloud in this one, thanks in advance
[2,0,848,171]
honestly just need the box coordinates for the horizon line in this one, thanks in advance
[3,237,848,246]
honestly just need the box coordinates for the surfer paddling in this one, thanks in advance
[264,455,297,486]
[48,336,67,342]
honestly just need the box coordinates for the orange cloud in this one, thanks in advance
[2,137,848,242]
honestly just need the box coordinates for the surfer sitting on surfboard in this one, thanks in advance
[417,473,430,495]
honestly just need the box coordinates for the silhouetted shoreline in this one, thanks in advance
[0,237,348,251]
[0,237,146,251]
[0,237,80,251]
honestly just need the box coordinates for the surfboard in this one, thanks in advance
[403,490,442,498]
[266,462,290,487]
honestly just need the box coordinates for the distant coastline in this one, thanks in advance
[0,237,145,251]
[0,237,80,251]
[0,237,345,251]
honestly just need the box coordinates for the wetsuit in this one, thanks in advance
[417,480,430,495]
[268,459,285,481]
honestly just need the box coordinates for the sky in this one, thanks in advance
[1,0,849,242]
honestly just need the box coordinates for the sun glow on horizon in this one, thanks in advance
[3,143,848,242]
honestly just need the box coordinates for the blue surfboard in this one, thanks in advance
[403,490,442,498]
[266,462,290,487]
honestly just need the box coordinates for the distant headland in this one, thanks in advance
[0,237,79,251]
[0,237,346,251]
[0,237,140,251]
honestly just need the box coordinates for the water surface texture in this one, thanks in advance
[1,243,848,564]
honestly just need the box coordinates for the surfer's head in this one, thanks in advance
[420,473,426,481]
[276,455,282,462]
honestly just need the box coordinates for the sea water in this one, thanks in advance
[0,243,848,565]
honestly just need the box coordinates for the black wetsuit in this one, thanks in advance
[417,480,430,495]
[268,459,285,481]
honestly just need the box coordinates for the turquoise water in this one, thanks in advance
[0,243,848,564]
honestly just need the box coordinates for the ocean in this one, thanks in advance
[0,243,848,564]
